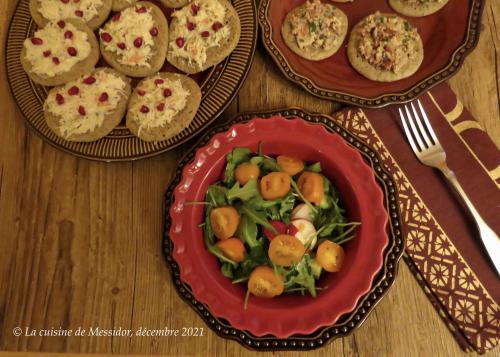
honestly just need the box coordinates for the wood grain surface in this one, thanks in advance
[0,0,499,356]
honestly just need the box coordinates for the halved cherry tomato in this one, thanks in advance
[316,241,344,272]
[235,162,260,185]
[248,266,284,298]
[263,220,287,240]
[277,155,305,176]
[216,238,245,263]
[268,234,306,266]
[210,206,240,240]
[297,172,324,205]
[260,172,291,200]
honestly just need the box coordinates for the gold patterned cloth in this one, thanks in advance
[331,83,499,354]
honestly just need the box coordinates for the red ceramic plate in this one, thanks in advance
[258,0,484,107]
[169,116,389,337]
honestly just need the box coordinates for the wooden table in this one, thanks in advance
[0,0,498,356]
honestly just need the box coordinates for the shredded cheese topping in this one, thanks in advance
[45,70,127,139]
[99,5,156,67]
[129,76,190,136]
[169,0,230,69]
[38,0,105,23]
[24,22,92,77]
[289,0,342,50]
[356,12,420,74]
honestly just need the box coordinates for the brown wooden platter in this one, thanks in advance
[5,0,257,162]
[162,108,405,351]
[258,0,485,107]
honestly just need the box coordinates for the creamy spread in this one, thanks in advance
[44,70,127,138]
[99,5,156,67]
[169,0,230,69]
[356,12,420,73]
[130,76,190,135]
[38,0,104,23]
[24,22,92,77]
[289,0,342,50]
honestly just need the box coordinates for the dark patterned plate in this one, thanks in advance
[6,0,257,161]
[258,0,484,107]
[163,108,405,351]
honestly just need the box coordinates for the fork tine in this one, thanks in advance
[417,99,440,145]
[410,102,432,148]
[399,107,420,154]
[404,105,425,151]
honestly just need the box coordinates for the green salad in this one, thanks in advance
[199,147,360,301]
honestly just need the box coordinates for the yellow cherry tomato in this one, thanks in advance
[297,172,324,205]
[277,155,305,176]
[268,234,306,266]
[260,172,291,200]
[210,206,240,240]
[216,238,246,263]
[235,162,260,185]
[316,241,344,272]
[248,266,284,298]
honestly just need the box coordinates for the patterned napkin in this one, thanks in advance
[330,83,499,354]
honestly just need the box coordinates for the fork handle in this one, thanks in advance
[440,165,500,276]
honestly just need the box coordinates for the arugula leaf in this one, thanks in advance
[278,192,296,225]
[237,214,259,248]
[266,205,281,221]
[224,148,252,186]
[221,262,234,278]
[251,155,282,173]
[203,207,216,245]
[227,179,259,202]
[305,162,322,173]
[247,196,280,209]
[239,205,277,233]
[206,185,228,207]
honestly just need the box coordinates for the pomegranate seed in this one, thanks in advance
[175,37,185,48]
[75,10,83,17]
[100,32,112,42]
[163,88,172,97]
[99,92,109,102]
[31,37,43,45]
[201,31,209,38]
[78,105,86,116]
[156,103,165,111]
[212,22,223,32]
[68,86,79,95]
[55,93,64,105]
[187,22,196,31]
[83,76,96,85]
[137,90,146,96]
[149,27,158,37]
[154,79,164,85]
[112,12,121,21]
[133,37,143,48]
[67,47,77,56]
[43,50,51,57]
[140,105,149,113]
[64,30,73,39]
[136,6,146,13]
[191,3,200,15]
[52,57,60,65]
[57,20,66,28]
[117,42,126,50]
[61,0,69,3]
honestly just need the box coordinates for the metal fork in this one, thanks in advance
[399,100,500,276]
